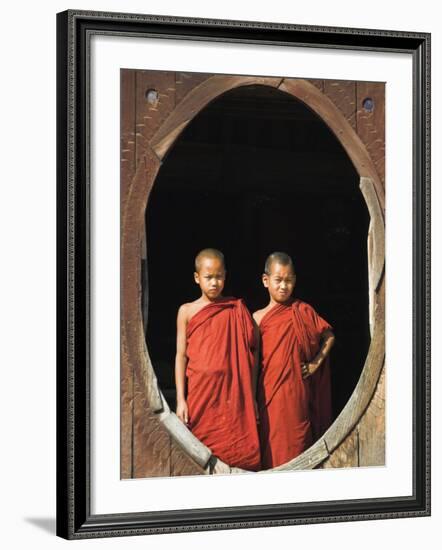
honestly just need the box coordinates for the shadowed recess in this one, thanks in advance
[144,84,370,429]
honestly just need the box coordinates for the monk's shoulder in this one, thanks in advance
[252,307,263,319]
[253,307,267,326]
[229,296,243,306]
[295,299,323,323]
[235,297,254,319]
[177,302,191,321]
[232,296,248,310]
[295,298,314,314]
[178,300,201,322]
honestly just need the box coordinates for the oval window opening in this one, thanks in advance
[143,84,370,470]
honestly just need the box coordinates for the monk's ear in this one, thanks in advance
[262,273,269,288]
[194,271,200,284]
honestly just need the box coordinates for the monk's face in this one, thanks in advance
[263,262,296,304]
[194,257,226,300]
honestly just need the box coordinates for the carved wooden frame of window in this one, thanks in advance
[121,75,385,474]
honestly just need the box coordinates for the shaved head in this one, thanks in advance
[264,251,295,275]
[195,248,226,273]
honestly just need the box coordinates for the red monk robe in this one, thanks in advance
[257,299,332,469]
[185,297,261,471]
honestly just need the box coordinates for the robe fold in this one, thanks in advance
[257,299,332,469]
[186,297,261,471]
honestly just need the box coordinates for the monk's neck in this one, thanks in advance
[268,296,295,308]
[200,294,225,304]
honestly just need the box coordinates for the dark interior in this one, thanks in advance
[143,84,370,430]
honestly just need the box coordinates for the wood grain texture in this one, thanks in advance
[171,441,207,477]
[121,149,166,476]
[360,177,385,336]
[358,366,386,466]
[360,177,385,286]
[210,458,250,475]
[308,79,324,93]
[323,277,385,454]
[135,73,177,342]
[133,373,171,478]
[324,80,357,130]
[324,366,385,469]
[321,429,359,469]
[158,400,213,468]
[356,82,385,187]
[175,72,211,105]
[120,69,136,479]
[121,69,137,202]
[135,71,176,166]
[270,438,329,471]
[121,149,163,405]
[120,327,134,479]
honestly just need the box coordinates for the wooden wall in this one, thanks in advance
[121,70,208,478]
[120,70,385,477]
[318,79,385,469]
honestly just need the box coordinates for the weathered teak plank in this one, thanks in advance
[324,80,357,130]
[120,69,136,479]
[122,148,164,404]
[270,438,329,471]
[323,280,385,455]
[175,72,211,105]
[171,442,207,477]
[135,71,177,339]
[308,79,324,93]
[158,394,212,469]
[135,70,176,165]
[121,149,169,476]
[360,177,385,283]
[324,369,385,469]
[358,366,386,466]
[121,69,137,201]
[360,176,385,334]
[321,430,359,469]
[353,83,386,467]
[318,85,385,470]
[133,374,171,478]
[356,82,385,187]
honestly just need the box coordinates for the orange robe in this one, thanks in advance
[257,299,332,469]
[185,297,261,471]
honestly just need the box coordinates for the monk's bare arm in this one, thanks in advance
[302,329,335,379]
[175,305,189,424]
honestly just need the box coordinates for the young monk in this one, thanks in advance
[175,248,261,471]
[254,252,335,469]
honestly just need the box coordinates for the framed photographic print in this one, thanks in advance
[56,9,430,539]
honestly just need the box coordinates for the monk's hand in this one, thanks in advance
[176,400,189,425]
[302,362,319,379]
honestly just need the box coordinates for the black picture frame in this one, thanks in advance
[56,9,431,540]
